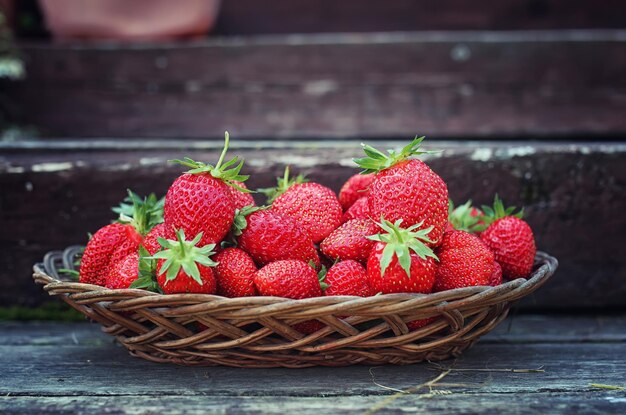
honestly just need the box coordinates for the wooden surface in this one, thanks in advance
[2,140,625,310]
[4,30,626,138]
[213,0,626,34]
[0,314,624,414]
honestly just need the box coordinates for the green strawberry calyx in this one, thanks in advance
[367,218,438,278]
[353,135,441,174]
[448,199,486,233]
[170,131,250,192]
[230,205,270,237]
[115,189,165,236]
[129,245,163,293]
[257,165,308,204]
[149,229,218,286]
[309,261,329,291]
[481,195,524,226]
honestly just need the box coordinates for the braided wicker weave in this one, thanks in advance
[33,246,557,367]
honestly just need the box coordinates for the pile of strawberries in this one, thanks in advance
[79,134,537,331]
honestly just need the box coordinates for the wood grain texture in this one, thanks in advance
[0,316,625,414]
[2,141,625,310]
[213,0,626,34]
[4,30,626,138]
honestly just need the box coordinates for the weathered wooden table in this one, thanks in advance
[1,314,624,414]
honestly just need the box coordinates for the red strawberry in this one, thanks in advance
[406,317,437,331]
[141,223,175,255]
[228,181,256,211]
[338,173,375,211]
[80,223,135,286]
[153,230,218,294]
[264,167,342,243]
[342,196,370,223]
[235,208,320,267]
[214,247,257,297]
[164,132,249,247]
[254,260,323,299]
[354,137,448,246]
[448,200,486,234]
[366,219,437,294]
[480,196,536,279]
[324,260,372,297]
[320,219,379,263]
[489,261,503,286]
[80,191,163,286]
[433,230,494,292]
[105,252,139,289]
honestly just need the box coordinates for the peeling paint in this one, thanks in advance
[103,163,133,171]
[502,146,537,158]
[273,155,322,168]
[470,148,493,161]
[32,162,73,172]
[139,157,166,166]
[303,80,338,96]
[338,158,358,167]
[6,166,25,173]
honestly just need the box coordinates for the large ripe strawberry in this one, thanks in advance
[214,247,257,297]
[164,132,249,247]
[480,196,536,279]
[80,191,163,286]
[324,260,373,297]
[338,173,375,211]
[366,219,438,294]
[263,167,342,243]
[433,230,494,292]
[354,136,448,246]
[235,208,320,267]
[342,197,370,223]
[320,219,379,263]
[254,260,323,299]
[228,181,256,211]
[153,230,218,294]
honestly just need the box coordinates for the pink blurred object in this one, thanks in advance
[39,0,221,41]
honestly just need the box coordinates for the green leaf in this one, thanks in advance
[353,135,440,173]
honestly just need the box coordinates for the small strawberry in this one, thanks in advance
[263,167,342,243]
[214,247,257,297]
[324,260,373,297]
[234,207,320,267]
[338,173,375,211]
[448,200,486,234]
[254,260,324,299]
[105,252,139,289]
[433,230,494,292]
[152,230,218,294]
[80,191,162,286]
[228,181,256,211]
[366,219,438,294]
[480,196,536,279]
[354,136,448,246]
[320,219,379,263]
[489,261,503,286]
[141,222,175,255]
[342,196,370,223]
[164,132,249,247]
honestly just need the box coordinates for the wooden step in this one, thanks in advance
[1,139,624,309]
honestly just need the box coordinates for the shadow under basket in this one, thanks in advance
[33,248,557,368]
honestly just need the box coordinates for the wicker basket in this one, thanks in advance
[33,246,557,368]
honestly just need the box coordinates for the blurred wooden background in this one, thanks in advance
[0,0,624,310]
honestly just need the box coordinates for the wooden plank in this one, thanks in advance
[4,30,626,138]
[1,141,625,309]
[213,0,626,34]
[1,342,625,396]
[2,393,625,415]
